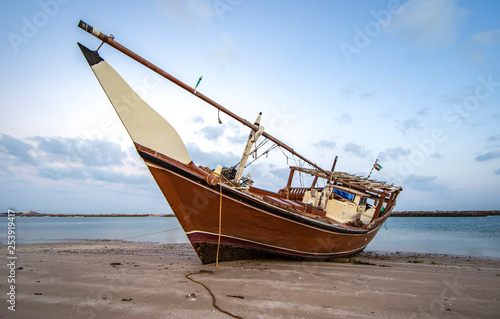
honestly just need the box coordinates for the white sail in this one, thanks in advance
[79,43,191,164]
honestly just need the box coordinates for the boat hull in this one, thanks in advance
[139,146,385,264]
[77,41,398,265]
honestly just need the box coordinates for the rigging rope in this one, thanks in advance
[278,146,292,165]
[120,227,181,240]
[245,143,278,168]
[231,137,313,175]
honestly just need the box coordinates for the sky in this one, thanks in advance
[1,0,499,214]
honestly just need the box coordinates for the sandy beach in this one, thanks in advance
[1,242,499,319]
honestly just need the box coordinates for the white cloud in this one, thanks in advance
[387,0,468,45]
[199,125,225,141]
[378,146,411,162]
[398,106,431,133]
[156,0,215,26]
[212,48,236,66]
[190,116,205,124]
[475,150,500,162]
[335,113,353,124]
[470,28,500,45]
[487,134,500,143]
[398,117,421,133]
[211,32,237,73]
[0,134,163,213]
[315,140,337,149]
[344,142,369,158]
[186,142,239,168]
[340,87,353,100]
[339,87,376,101]
[0,134,147,184]
[360,91,376,100]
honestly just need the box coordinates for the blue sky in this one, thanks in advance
[1,0,499,214]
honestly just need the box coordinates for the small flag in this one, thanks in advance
[374,161,382,171]
[193,75,203,94]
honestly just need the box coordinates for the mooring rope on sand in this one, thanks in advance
[185,271,244,319]
[186,172,244,318]
[118,215,241,317]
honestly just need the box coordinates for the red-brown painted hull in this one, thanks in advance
[138,147,387,264]
[77,35,400,266]
[77,37,399,266]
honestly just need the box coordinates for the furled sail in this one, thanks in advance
[78,43,191,165]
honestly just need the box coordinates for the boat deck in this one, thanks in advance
[240,184,367,229]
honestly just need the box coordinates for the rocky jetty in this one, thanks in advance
[391,210,500,217]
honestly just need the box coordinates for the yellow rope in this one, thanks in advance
[215,181,222,273]
[198,166,225,272]
[183,167,247,317]
[184,169,244,318]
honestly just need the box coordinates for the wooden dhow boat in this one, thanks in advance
[77,21,402,264]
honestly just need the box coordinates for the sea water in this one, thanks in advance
[1,216,499,259]
[369,215,500,258]
[0,217,188,245]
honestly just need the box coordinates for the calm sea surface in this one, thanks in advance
[2,216,499,259]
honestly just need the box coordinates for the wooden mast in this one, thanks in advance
[234,112,264,185]
[77,20,329,176]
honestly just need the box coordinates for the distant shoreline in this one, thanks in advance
[2,211,499,217]
[0,213,176,217]
[391,210,500,217]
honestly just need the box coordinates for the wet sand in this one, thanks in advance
[1,241,499,319]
